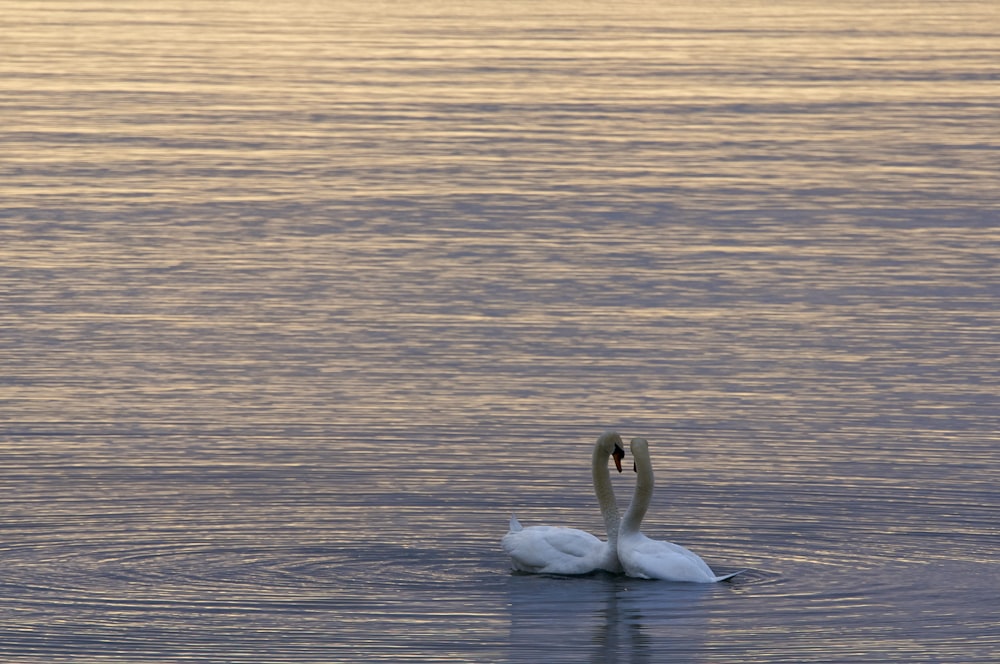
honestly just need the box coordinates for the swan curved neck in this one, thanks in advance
[620,447,653,537]
[592,443,621,545]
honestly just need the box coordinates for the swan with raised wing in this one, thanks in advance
[502,431,626,575]
[618,437,740,582]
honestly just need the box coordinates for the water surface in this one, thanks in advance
[1,1,998,661]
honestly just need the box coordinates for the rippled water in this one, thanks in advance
[2,0,998,661]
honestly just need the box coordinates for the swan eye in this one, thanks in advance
[633,461,637,473]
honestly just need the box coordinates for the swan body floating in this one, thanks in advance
[502,431,626,575]
[618,437,740,583]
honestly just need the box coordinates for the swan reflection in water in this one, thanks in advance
[504,572,724,662]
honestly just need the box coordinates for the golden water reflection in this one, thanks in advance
[1,0,998,661]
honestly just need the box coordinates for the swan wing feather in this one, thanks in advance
[622,533,718,583]
[502,525,605,575]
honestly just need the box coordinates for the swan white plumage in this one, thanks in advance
[501,431,626,575]
[618,437,739,582]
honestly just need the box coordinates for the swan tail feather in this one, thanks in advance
[509,513,523,532]
[714,569,746,582]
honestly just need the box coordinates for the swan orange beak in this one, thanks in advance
[612,444,625,473]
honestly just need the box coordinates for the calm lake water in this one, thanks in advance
[2,0,998,661]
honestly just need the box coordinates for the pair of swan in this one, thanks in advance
[502,432,737,582]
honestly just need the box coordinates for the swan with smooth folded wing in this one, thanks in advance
[502,431,626,575]
[618,437,741,582]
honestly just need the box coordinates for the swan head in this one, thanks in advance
[630,437,649,472]
[598,431,627,473]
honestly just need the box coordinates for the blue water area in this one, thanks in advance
[1,1,997,661]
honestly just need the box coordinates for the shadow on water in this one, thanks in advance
[504,570,758,662]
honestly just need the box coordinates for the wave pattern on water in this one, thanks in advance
[1,0,998,661]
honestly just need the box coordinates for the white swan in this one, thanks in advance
[502,431,626,575]
[618,437,739,582]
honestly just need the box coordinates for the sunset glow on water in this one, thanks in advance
[1,1,998,661]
